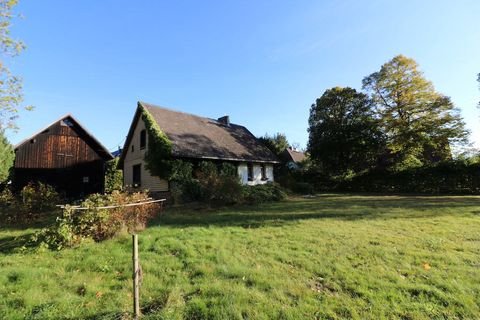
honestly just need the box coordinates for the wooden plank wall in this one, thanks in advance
[15,120,103,169]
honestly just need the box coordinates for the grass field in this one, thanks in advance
[1,194,480,319]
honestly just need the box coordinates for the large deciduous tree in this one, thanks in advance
[0,0,31,131]
[363,55,468,170]
[307,87,384,176]
[0,130,14,182]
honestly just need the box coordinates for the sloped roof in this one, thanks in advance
[14,114,113,160]
[120,102,278,165]
[284,148,306,163]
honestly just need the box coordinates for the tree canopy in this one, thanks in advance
[363,55,468,170]
[0,130,13,182]
[258,133,289,157]
[307,87,384,176]
[0,0,32,131]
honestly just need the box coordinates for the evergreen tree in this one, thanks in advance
[363,55,468,170]
[0,130,14,182]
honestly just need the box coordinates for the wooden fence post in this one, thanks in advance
[133,234,140,319]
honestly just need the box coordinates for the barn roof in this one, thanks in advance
[14,114,113,160]
[119,102,278,167]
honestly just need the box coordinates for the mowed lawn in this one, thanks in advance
[1,195,480,320]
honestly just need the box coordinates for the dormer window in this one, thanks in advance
[140,129,146,149]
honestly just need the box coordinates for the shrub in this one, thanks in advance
[20,182,60,213]
[243,183,287,204]
[31,190,161,250]
[195,161,244,205]
[0,186,15,207]
[104,158,123,193]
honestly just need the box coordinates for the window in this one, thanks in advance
[247,163,254,181]
[261,164,267,181]
[132,164,141,187]
[140,129,146,149]
[131,145,134,152]
[61,119,73,127]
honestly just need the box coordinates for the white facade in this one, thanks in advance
[237,163,274,185]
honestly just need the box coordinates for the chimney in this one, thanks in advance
[217,115,230,126]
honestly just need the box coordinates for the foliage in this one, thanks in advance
[141,106,173,178]
[258,132,289,157]
[2,195,480,319]
[0,0,32,131]
[339,160,480,194]
[243,182,286,204]
[20,182,60,213]
[195,161,243,205]
[307,87,385,177]
[363,55,469,170]
[104,158,123,193]
[0,130,13,182]
[31,190,161,250]
[169,159,195,203]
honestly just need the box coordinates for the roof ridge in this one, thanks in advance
[138,101,232,125]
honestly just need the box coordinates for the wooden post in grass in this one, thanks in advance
[132,234,140,319]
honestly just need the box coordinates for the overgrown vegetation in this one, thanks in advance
[104,158,123,193]
[169,160,286,206]
[142,106,173,178]
[0,182,61,224]
[1,195,479,319]
[30,190,161,250]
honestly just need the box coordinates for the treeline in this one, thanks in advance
[265,55,480,194]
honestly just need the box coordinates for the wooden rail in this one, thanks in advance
[56,199,166,211]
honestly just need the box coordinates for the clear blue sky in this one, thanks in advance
[7,0,480,152]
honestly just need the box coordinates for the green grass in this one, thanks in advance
[1,194,480,319]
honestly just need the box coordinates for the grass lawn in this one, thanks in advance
[1,194,480,319]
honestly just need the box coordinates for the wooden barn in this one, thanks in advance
[13,114,113,197]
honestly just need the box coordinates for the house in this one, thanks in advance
[14,114,113,197]
[118,102,279,194]
[281,147,307,170]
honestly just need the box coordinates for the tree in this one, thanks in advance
[307,87,384,177]
[258,133,289,157]
[363,55,468,170]
[0,0,32,131]
[0,130,14,182]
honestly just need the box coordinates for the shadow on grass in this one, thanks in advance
[0,232,36,254]
[0,209,59,232]
[150,194,480,229]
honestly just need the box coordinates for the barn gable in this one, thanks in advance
[13,114,113,197]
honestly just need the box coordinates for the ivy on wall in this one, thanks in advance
[141,106,173,178]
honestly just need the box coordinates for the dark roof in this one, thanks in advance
[120,102,278,166]
[284,148,306,163]
[15,114,113,160]
[111,149,123,158]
